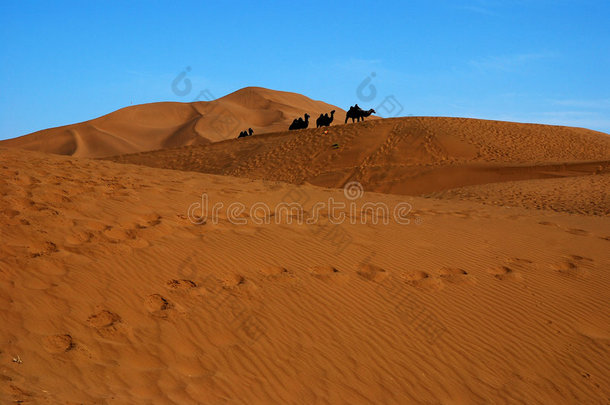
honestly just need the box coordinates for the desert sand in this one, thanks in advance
[109,116,610,209]
[1,106,609,404]
[0,87,345,158]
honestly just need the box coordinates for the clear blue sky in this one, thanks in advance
[1,0,609,140]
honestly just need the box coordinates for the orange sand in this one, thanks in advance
[1,145,609,404]
[1,96,609,404]
[109,116,610,204]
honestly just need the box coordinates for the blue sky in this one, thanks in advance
[1,0,609,140]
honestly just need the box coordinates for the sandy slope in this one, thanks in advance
[1,147,609,404]
[426,173,610,216]
[108,116,610,198]
[0,87,345,158]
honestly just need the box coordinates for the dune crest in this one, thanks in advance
[108,116,610,213]
[0,87,346,158]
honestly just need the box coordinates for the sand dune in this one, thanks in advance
[1,146,609,404]
[0,87,345,158]
[108,116,610,202]
[2,111,610,403]
[426,173,610,216]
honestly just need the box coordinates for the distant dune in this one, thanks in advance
[108,116,610,213]
[0,87,346,158]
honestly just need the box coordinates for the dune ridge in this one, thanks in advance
[426,173,610,216]
[0,87,345,158]
[108,116,610,214]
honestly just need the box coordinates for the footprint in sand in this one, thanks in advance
[260,266,290,277]
[403,270,430,283]
[136,213,162,228]
[64,230,94,246]
[259,266,298,282]
[258,266,302,288]
[221,274,247,289]
[1,208,20,218]
[357,264,389,282]
[87,310,121,328]
[87,310,124,337]
[309,265,348,283]
[552,255,593,279]
[438,267,472,284]
[145,294,173,317]
[28,241,58,258]
[101,224,150,248]
[43,334,74,354]
[565,228,591,236]
[487,266,523,281]
[103,226,136,242]
[538,221,558,227]
[166,279,197,291]
[401,270,443,291]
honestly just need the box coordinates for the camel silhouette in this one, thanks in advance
[345,105,376,123]
[237,128,254,138]
[289,114,310,130]
[316,110,335,128]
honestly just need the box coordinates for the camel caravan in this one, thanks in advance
[237,104,375,138]
[237,128,254,138]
